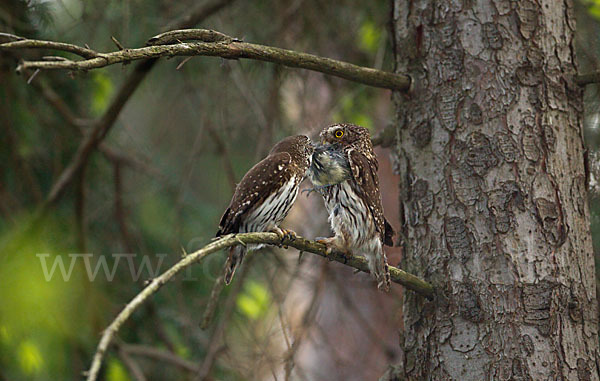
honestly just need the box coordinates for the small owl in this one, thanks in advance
[309,123,394,291]
[216,135,313,284]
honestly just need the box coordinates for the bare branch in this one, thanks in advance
[147,29,235,45]
[120,343,199,373]
[2,29,410,91]
[84,232,434,381]
[118,346,148,381]
[1,38,99,58]
[0,32,25,43]
[576,72,600,86]
[196,256,252,379]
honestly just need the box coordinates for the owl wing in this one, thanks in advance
[217,152,292,236]
[348,149,395,246]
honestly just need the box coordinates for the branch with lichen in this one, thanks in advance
[84,231,433,381]
[0,29,411,91]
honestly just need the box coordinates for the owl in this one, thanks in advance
[309,123,394,291]
[216,135,313,284]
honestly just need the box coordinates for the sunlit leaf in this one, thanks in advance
[91,71,114,116]
[358,20,382,54]
[236,281,271,319]
[0,325,10,344]
[106,358,132,381]
[354,114,373,131]
[18,340,44,375]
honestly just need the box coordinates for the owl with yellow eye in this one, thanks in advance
[307,123,395,291]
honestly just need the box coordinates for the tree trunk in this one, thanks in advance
[390,0,599,379]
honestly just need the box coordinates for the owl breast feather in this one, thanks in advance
[308,144,351,187]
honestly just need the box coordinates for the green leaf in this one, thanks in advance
[358,20,382,54]
[18,340,44,375]
[236,281,271,319]
[91,71,114,116]
[106,358,132,381]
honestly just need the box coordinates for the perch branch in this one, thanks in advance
[1,29,410,91]
[84,232,433,381]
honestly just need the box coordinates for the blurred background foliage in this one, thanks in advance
[2,0,600,380]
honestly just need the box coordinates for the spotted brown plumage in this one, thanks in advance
[310,123,394,291]
[216,135,313,284]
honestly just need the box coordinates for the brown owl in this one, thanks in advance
[309,123,394,291]
[216,135,313,284]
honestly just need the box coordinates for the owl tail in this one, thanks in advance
[366,245,391,292]
[224,245,246,285]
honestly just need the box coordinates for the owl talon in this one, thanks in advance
[282,228,297,242]
[315,236,347,259]
[269,226,296,247]
[301,188,316,197]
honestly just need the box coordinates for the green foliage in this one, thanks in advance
[332,91,374,131]
[106,358,132,381]
[357,20,382,54]
[17,340,44,376]
[583,0,600,20]
[236,281,271,320]
[91,71,114,116]
[0,213,92,379]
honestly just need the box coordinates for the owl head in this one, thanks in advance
[320,123,371,148]
[270,135,314,165]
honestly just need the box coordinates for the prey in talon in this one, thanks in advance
[216,135,314,284]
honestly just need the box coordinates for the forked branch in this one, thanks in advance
[84,232,434,381]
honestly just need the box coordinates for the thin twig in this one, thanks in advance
[74,167,87,252]
[285,265,326,380]
[199,272,226,330]
[0,38,99,58]
[121,343,199,373]
[196,254,254,380]
[2,29,411,91]
[37,0,235,210]
[113,161,134,253]
[576,72,600,86]
[84,232,434,381]
[206,124,237,191]
[118,345,148,381]
[111,36,125,50]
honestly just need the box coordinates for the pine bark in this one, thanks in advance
[391,0,599,379]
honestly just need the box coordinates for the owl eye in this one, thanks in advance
[334,130,344,138]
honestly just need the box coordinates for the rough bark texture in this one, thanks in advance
[391,0,600,379]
